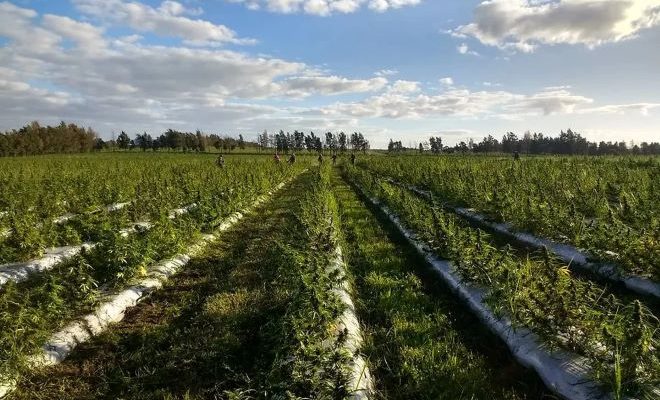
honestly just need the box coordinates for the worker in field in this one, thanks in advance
[288,152,296,164]
[216,154,225,168]
[318,153,324,164]
[350,153,356,165]
[332,153,337,165]
[514,151,520,161]
[274,152,281,163]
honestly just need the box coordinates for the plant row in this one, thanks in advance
[356,156,659,281]
[381,177,659,299]
[332,170,542,399]
[344,164,659,399]
[0,160,305,387]
[256,166,369,398]
[0,155,304,264]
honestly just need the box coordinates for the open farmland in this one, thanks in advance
[0,153,657,400]
[2,0,660,398]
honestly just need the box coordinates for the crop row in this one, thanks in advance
[0,176,295,398]
[356,156,659,281]
[266,166,371,397]
[0,154,218,215]
[0,155,304,264]
[331,171,547,399]
[383,177,659,299]
[0,201,196,290]
[344,164,659,399]
[0,159,306,396]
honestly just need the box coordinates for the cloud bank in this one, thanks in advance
[454,0,660,52]
[226,0,421,16]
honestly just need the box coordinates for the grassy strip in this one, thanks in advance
[345,165,659,398]
[331,169,547,399]
[8,170,352,399]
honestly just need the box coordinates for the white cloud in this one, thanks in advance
[455,0,660,52]
[42,15,108,52]
[0,1,393,135]
[226,0,421,16]
[0,2,61,53]
[277,75,388,97]
[306,87,598,119]
[457,42,479,56]
[388,80,421,93]
[375,69,399,76]
[439,77,454,86]
[1,0,658,143]
[504,89,593,115]
[73,0,255,46]
[579,103,660,116]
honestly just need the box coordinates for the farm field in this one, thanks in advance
[0,153,658,400]
[355,155,660,283]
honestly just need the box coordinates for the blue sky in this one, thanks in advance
[1,0,659,147]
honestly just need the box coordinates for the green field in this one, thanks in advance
[0,153,657,400]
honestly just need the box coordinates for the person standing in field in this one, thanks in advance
[274,152,281,163]
[332,153,337,165]
[514,151,520,161]
[216,154,225,168]
[318,153,324,164]
[350,153,356,165]
[288,152,296,164]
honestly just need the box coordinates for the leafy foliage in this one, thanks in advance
[357,155,660,280]
[345,164,659,397]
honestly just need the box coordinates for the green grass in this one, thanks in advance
[331,169,550,399]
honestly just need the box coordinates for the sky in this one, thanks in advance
[0,0,659,147]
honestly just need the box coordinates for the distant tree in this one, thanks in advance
[501,132,519,153]
[350,132,369,153]
[135,132,153,151]
[3,123,660,157]
[196,131,206,152]
[457,141,469,153]
[388,139,404,153]
[306,132,321,152]
[117,131,131,150]
[309,132,322,153]
[94,138,106,151]
[258,130,269,151]
[222,137,237,153]
[325,132,338,152]
[429,136,443,154]
[293,130,305,151]
[338,131,347,153]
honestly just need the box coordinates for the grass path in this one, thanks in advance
[331,169,552,400]
[10,173,317,399]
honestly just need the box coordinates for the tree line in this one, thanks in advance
[389,129,660,155]
[111,129,250,153]
[257,130,370,154]
[0,121,98,156]
[0,122,257,156]
[0,122,371,157]
[2,122,658,157]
